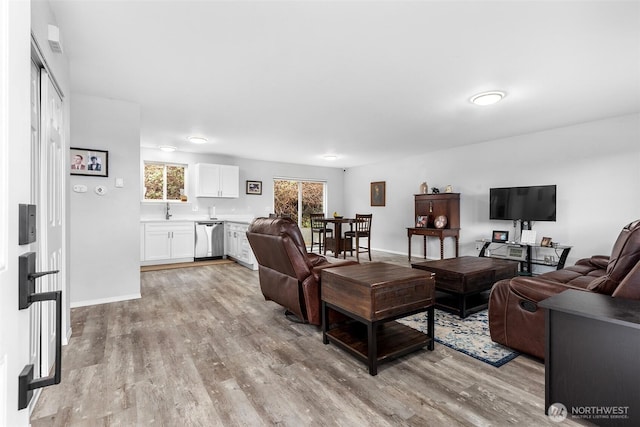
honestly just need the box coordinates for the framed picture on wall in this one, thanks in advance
[246,180,262,195]
[70,147,108,177]
[371,181,386,206]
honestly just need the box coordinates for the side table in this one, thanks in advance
[540,290,640,426]
[407,227,460,262]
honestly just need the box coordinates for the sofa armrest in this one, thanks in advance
[509,277,589,303]
[612,262,640,300]
[575,256,609,269]
[306,253,329,267]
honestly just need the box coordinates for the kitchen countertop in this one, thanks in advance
[140,215,255,224]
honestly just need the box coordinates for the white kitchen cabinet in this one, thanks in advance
[142,221,194,265]
[194,163,239,198]
[225,222,257,270]
[225,222,236,259]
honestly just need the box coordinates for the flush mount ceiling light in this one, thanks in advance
[159,145,176,152]
[188,136,208,144]
[470,91,506,106]
[323,155,338,161]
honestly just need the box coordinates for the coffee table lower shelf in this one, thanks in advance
[323,305,434,375]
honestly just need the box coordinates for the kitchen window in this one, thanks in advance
[143,161,187,201]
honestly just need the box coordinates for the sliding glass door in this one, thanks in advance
[273,179,326,244]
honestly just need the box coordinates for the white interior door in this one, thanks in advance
[28,59,43,388]
[38,69,64,377]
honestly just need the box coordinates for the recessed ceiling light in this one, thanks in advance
[323,155,338,161]
[188,136,208,144]
[470,91,506,106]
[159,145,176,152]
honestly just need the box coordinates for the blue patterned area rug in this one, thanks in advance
[398,309,519,367]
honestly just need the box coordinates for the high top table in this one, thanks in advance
[318,217,359,258]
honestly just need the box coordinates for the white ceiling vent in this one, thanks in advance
[48,25,63,54]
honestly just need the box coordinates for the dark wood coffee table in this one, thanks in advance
[321,262,435,375]
[412,256,518,318]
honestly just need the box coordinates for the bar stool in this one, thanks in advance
[344,213,372,262]
[310,213,332,253]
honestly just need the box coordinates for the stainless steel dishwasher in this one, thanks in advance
[194,221,225,260]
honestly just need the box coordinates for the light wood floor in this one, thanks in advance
[31,251,590,426]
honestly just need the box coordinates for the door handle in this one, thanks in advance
[19,252,59,310]
[17,252,62,410]
[28,270,59,280]
[18,290,62,410]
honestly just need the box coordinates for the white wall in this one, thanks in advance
[70,94,141,306]
[140,148,345,221]
[344,114,640,267]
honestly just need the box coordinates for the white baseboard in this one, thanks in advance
[70,293,141,308]
[64,327,72,346]
[372,247,406,256]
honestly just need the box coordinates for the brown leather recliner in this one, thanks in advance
[246,216,358,325]
[488,219,640,359]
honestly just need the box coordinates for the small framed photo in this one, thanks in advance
[416,215,428,228]
[246,180,262,195]
[70,147,108,177]
[492,230,509,243]
[541,236,553,247]
[371,181,386,206]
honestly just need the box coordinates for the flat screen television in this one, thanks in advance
[490,185,556,221]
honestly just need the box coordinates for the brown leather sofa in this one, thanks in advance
[246,216,358,325]
[489,219,640,359]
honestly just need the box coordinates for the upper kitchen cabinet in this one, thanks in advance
[194,163,239,198]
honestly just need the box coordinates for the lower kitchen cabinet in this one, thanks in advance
[142,221,194,265]
[225,222,257,270]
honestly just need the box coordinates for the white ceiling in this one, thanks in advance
[49,0,640,168]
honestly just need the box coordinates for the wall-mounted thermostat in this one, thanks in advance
[95,185,107,196]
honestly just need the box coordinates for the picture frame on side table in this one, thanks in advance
[371,181,386,206]
[246,180,262,195]
[492,230,509,243]
[70,147,108,177]
[541,236,553,247]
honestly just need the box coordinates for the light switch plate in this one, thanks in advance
[115,178,124,188]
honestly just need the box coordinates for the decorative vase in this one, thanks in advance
[419,182,428,194]
[434,215,448,229]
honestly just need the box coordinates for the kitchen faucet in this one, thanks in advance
[165,202,172,220]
